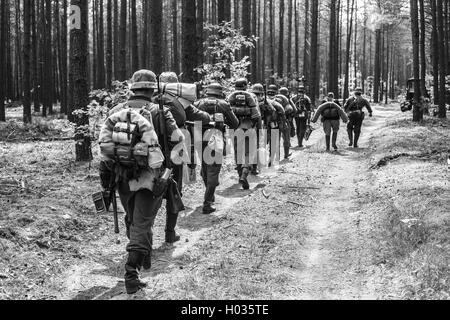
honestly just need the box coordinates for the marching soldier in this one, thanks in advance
[155,72,211,243]
[251,84,284,166]
[267,85,293,159]
[195,83,239,214]
[311,92,348,152]
[99,70,184,294]
[228,78,262,190]
[343,87,373,148]
[292,86,312,148]
[279,87,297,138]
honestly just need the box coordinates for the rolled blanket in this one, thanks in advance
[159,83,198,109]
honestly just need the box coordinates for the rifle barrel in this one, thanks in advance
[112,190,119,234]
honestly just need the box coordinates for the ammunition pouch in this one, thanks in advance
[269,121,279,129]
[164,178,186,214]
[348,110,363,122]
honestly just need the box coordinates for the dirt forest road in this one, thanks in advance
[58,104,401,300]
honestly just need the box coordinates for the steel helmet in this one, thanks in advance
[279,87,289,96]
[205,83,224,97]
[235,78,248,90]
[130,70,158,90]
[251,83,265,94]
[354,87,363,94]
[267,84,278,95]
[160,71,179,84]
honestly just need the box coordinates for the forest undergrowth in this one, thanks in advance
[360,113,450,300]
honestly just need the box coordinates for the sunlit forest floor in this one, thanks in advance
[0,104,449,300]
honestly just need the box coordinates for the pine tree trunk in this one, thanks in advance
[196,0,204,72]
[23,0,32,123]
[445,0,449,74]
[119,0,127,80]
[113,0,119,80]
[234,0,239,29]
[336,0,341,97]
[353,1,358,89]
[294,0,299,75]
[430,0,439,105]
[130,0,138,72]
[385,29,389,105]
[262,0,266,82]
[241,0,251,74]
[54,0,61,105]
[0,0,8,122]
[303,0,310,82]
[269,0,274,75]
[106,0,113,88]
[60,0,68,114]
[14,0,22,102]
[93,0,98,88]
[380,27,385,102]
[32,0,40,112]
[278,0,285,79]
[98,0,106,87]
[218,0,231,23]
[343,0,354,100]
[140,0,147,69]
[410,0,422,121]
[310,0,319,106]
[182,0,197,82]
[328,0,338,96]
[70,0,92,161]
[150,0,162,74]
[437,0,447,118]
[251,0,257,83]
[172,0,179,74]
[43,0,53,116]
[287,0,293,79]
[362,5,366,93]
[418,0,426,96]
[373,28,381,103]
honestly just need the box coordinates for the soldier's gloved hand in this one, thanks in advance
[369,113,373,117]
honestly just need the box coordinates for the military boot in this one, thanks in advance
[239,167,250,190]
[298,131,306,148]
[203,186,217,214]
[165,213,180,243]
[284,147,292,159]
[332,132,338,151]
[348,129,353,147]
[124,251,147,294]
[143,250,151,271]
[325,135,331,152]
[354,132,360,148]
[203,203,217,215]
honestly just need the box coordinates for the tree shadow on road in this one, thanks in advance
[216,182,267,199]
[176,205,220,232]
